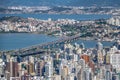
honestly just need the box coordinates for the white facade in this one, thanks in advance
[110,53,120,68]
[45,57,53,80]
[0,59,5,77]
[107,16,120,26]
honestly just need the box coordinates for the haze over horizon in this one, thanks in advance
[0,0,120,7]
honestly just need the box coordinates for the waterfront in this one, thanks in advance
[0,14,113,51]
[0,33,114,50]
[0,33,59,50]
[0,0,120,79]
[0,14,111,20]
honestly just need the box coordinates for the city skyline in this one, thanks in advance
[0,0,120,80]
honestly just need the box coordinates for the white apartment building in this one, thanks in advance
[110,52,120,69]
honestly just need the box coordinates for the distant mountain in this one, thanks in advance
[0,0,120,7]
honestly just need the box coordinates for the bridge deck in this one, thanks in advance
[10,34,81,56]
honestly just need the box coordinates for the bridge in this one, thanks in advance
[8,34,81,56]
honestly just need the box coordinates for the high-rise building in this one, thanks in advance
[97,66,106,79]
[78,59,85,68]
[35,60,45,76]
[105,53,110,64]
[112,74,120,80]
[61,65,69,80]
[80,43,85,49]
[97,50,104,64]
[5,57,19,78]
[27,62,35,75]
[88,61,95,72]
[105,71,112,80]
[96,42,103,51]
[110,52,120,69]
[73,54,78,62]
[85,67,92,80]
[113,41,120,50]
[77,67,92,80]
[74,43,80,49]
[1,53,6,62]
[76,48,82,55]
[67,74,75,80]
[81,54,90,64]
[0,59,5,78]
[53,75,61,80]
[107,16,120,26]
[45,56,53,80]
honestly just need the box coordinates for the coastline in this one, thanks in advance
[0,32,115,42]
[0,32,114,52]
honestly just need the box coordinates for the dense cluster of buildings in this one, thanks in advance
[107,16,120,26]
[0,16,120,80]
[0,17,80,36]
[0,17,62,33]
[0,16,120,41]
[0,41,120,80]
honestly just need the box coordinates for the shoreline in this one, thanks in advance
[0,32,115,42]
[0,32,115,52]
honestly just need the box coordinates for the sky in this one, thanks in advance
[0,0,120,7]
